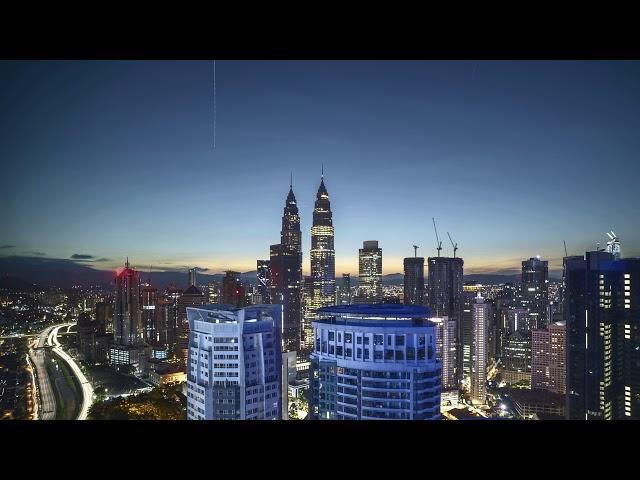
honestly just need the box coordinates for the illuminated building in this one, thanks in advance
[177,285,206,369]
[141,283,158,345]
[471,293,489,405]
[112,258,141,347]
[503,388,565,419]
[257,260,271,304]
[357,241,382,303]
[403,255,425,306]
[532,321,566,394]
[310,304,441,420]
[339,273,351,305]
[522,257,549,330]
[564,252,640,420]
[309,172,336,313]
[506,308,530,334]
[222,271,246,307]
[302,275,314,352]
[188,267,198,287]
[270,182,303,353]
[427,256,464,383]
[186,304,283,420]
[431,316,457,391]
[165,285,182,355]
[502,331,531,385]
[77,311,109,364]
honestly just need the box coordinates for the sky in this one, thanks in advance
[1,60,640,276]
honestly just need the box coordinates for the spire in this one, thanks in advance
[321,163,324,178]
[290,171,293,188]
[125,257,129,268]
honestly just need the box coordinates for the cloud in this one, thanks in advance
[71,254,95,260]
[0,245,15,249]
[28,251,47,256]
[94,258,111,262]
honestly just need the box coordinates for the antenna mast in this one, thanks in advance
[413,245,419,257]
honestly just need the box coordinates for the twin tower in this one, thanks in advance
[269,173,335,353]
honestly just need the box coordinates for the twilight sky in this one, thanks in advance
[1,60,640,276]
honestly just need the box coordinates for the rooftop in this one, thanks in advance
[316,303,431,319]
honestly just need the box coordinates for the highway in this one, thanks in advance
[49,323,94,420]
[29,326,57,420]
[30,322,95,420]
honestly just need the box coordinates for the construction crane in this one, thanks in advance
[413,245,419,257]
[447,232,458,258]
[432,217,442,257]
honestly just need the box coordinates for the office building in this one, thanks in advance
[309,172,336,312]
[358,241,382,303]
[432,316,457,391]
[177,285,206,369]
[222,271,246,307]
[403,255,425,306]
[339,273,351,305]
[471,293,489,405]
[428,256,464,383]
[256,260,271,304]
[110,259,144,366]
[270,183,303,352]
[141,283,158,345]
[502,331,532,385]
[310,304,441,420]
[564,251,640,420]
[522,257,549,330]
[532,321,566,394]
[186,304,283,420]
[188,268,198,287]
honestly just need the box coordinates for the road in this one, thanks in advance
[49,323,94,420]
[29,326,57,420]
[30,322,94,420]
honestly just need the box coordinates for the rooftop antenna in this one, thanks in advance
[563,240,568,257]
[413,245,419,257]
[447,232,458,258]
[432,217,442,257]
[125,256,129,268]
[290,171,293,188]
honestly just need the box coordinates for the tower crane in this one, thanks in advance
[447,232,458,258]
[432,218,442,257]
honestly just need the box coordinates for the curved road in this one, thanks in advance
[30,322,94,420]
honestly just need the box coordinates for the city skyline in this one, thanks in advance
[2,61,640,279]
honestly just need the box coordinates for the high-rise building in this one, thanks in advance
[471,293,489,405]
[427,256,464,383]
[112,259,141,347]
[186,304,283,420]
[532,321,566,394]
[564,251,640,420]
[309,173,336,312]
[432,316,456,391]
[310,304,441,420]
[165,285,182,355]
[403,255,425,306]
[177,285,206,369]
[340,273,351,305]
[256,260,271,304]
[522,257,549,330]
[270,183,303,352]
[358,241,382,303]
[302,275,315,352]
[188,268,198,287]
[141,283,158,345]
[222,271,246,307]
[502,330,531,385]
[95,301,112,335]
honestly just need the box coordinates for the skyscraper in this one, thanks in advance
[403,255,425,306]
[310,304,441,420]
[113,258,141,347]
[522,257,549,330]
[309,172,336,312]
[432,316,456,391]
[141,282,158,345]
[188,267,198,287]
[471,293,489,406]
[564,251,640,420]
[532,321,566,394]
[340,273,351,305]
[358,241,382,303]
[256,260,271,304]
[177,284,206,369]
[428,256,464,383]
[222,271,246,307]
[270,182,303,352]
[186,304,283,420]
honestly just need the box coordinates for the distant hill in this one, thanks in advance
[0,274,40,292]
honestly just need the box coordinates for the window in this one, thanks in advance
[364,348,370,359]
[329,345,335,355]
[395,335,405,346]
[357,348,362,358]
[356,336,362,345]
[374,351,383,360]
[345,333,352,344]
[345,348,352,358]
[374,335,384,346]
[328,331,335,341]
[336,346,343,356]
[387,336,392,346]
[364,336,370,345]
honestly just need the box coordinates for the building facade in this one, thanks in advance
[256,260,271,304]
[309,174,336,312]
[403,256,425,306]
[531,321,566,394]
[471,293,489,405]
[432,316,456,391]
[186,304,283,420]
[270,184,303,352]
[310,304,441,420]
[358,241,383,303]
[522,257,549,330]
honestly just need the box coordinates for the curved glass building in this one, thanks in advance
[310,304,441,420]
